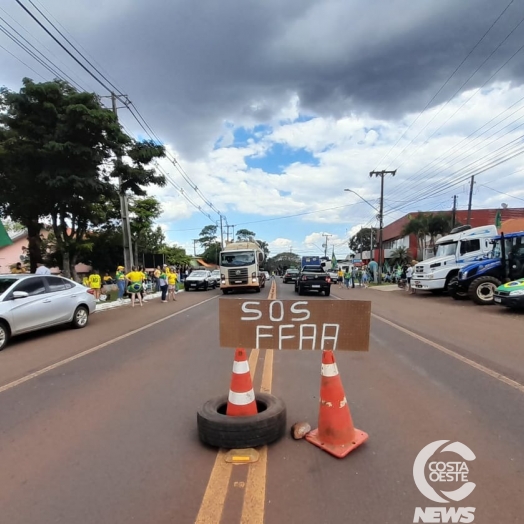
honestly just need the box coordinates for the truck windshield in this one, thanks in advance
[435,242,457,257]
[220,251,256,267]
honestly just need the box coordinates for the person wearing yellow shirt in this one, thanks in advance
[115,266,126,301]
[11,262,26,274]
[125,266,144,307]
[88,270,102,300]
[167,269,178,302]
[337,268,344,289]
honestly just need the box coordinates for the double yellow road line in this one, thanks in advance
[195,280,277,524]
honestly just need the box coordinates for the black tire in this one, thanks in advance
[468,276,501,305]
[0,320,10,351]
[197,393,286,449]
[325,288,331,296]
[298,286,304,296]
[448,276,468,301]
[255,286,261,293]
[71,306,89,329]
[204,282,208,291]
[222,289,229,295]
[185,285,190,292]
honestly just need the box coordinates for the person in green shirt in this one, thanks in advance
[116,266,126,301]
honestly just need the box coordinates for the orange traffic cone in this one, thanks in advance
[226,348,258,416]
[305,350,368,458]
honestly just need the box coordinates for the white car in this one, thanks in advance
[184,270,216,291]
[210,269,221,286]
[0,274,97,352]
[326,268,339,283]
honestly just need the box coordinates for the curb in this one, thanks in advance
[95,289,185,313]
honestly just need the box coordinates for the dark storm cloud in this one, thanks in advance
[3,0,524,156]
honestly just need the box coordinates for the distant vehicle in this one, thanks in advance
[326,268,339,283]
[0,274,96,352]
[412,225,497,295]
[494,277,524,309]
[210,269,221,286]
[295,265,332,296]
[451,231,524,305]
[219,240,265,294]
[283,268,300,283]
[185,270,216,291]
[261,271,270,288]
[301,256,321,268]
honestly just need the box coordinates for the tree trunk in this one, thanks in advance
[70,253,78,282]
[26,220,42,273]
[62,250,71,279]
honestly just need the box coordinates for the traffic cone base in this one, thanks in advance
[305,427,368,458]
[305,350,368,458]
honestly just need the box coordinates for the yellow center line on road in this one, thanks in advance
[194,280,277,524]
[372,312,524,394]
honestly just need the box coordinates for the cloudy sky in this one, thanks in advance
[2,0,524,257]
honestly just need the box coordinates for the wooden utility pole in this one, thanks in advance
[219,215,224,248]
[322,233,332,258]
[192,239,198,257]
[467,176,475,225]
[111,92,134,269]
[369,169,396,284]
[452,195,457,228]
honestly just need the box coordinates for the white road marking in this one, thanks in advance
[0,295,219,395]
[333,292,524,394]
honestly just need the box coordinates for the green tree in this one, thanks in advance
[198,224,218,250]
[389,246,412,267]
[402,213,452,259]
[236,228,256,241]
[257,239,270,258]
[129,196,163,263]
[266,251,301,272]
[160,244,192,266]
[349,227,378,252]
[202,242,222,264]
[0,78,165,276]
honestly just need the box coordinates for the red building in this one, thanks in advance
[370,208,524,263]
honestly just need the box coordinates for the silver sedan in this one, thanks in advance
[0,274,97,351]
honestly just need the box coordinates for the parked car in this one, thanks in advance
[326,268,339,283]
[283,269,300,283]
[184,270,216,291]
[210,269,221,287]
[0,274,97,352]
[494,278,524,309]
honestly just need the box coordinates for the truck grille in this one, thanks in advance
[228,268,249,284]
[415,265,424,273]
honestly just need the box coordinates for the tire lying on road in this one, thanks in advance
[197,393,286,449]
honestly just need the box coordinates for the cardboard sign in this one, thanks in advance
[219,299,371,351]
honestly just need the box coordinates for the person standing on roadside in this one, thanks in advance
[116,265,126,301]
[159,267,168,303]
[88,270,102,301]
[35,262,51,275]
[344,267,351,289]
[362,268,369,288]
[406,264,414,294]
[337,267,344,288]
[167,267,178,301]
[154,266,161,292]
[125,266,144,307]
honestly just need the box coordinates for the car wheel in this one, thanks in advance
[298,286,304,296]
[204,282,208,291]
[448,276,468,300]
[185,285,189,291]
[325,288,331,296]
[0,321,10,351]
[255,286,261,293]
[197,393,286,448]
[72,306,89,329]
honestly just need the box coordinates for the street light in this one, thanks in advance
[343,189,379,212]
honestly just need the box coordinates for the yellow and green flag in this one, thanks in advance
[495,210,502,231]
[0,220,13,248]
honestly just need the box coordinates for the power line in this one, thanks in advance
[479,183,524,203]
[373,0,516,171]
[0,41,46,80]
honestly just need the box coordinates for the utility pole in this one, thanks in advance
[219,216,224,248]
[467,176,475,225]
[192,239,198,257]
[370,169,396,284]
[452,195,457,228]
[322,233,332,258]
[111,92,133,269]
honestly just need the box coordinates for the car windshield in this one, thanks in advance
[0,277,17,294]
[212,270,220,275]
[191,271,206,277]
[287,269,299,274]
[220,251,256,267]
[435,242,457,257]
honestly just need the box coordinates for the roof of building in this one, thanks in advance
[382,208,524,241]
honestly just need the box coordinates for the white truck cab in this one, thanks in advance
[412,225,497,293]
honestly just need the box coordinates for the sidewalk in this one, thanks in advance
[95,290,184,312]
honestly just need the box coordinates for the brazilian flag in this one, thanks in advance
[0,220,13,248]
[331,248,337,269]
[495,210,502,230]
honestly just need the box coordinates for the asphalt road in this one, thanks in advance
[0,280,523,524]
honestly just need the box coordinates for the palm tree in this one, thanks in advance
[389,246,412,267]
[427,214,452,255]
[402,214,429,259]
[401,212,452,258]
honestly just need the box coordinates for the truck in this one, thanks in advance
[411,225,498,295]
[301,256,321,268]
[450,231,524,305]
[294,265,332,296]
[219,240,265,294]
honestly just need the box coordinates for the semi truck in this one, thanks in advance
[411,225,498,295]
[219,240,265,294]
